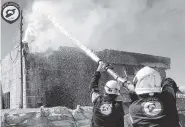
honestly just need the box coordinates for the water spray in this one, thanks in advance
[28,7,128,86]
[48,13,128,85]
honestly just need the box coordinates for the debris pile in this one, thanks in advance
[1,106,92,127]
[1,105,184,127]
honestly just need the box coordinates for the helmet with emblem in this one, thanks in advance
[104,80,120,95]
[133,66,162,95]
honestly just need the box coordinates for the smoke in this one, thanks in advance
[22,0,185,86]
[89,0,185,54]
[23,0,185,53]
[23,0,101,52]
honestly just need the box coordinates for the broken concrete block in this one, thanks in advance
[76,119,91,127]
[51,120,75,127]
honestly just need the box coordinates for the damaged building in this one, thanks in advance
[0,43,172,109]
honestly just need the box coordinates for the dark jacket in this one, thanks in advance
[89,71,124,127]
[129,78,180,127]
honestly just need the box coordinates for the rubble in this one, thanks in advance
[1,106,93,127]
[1,105,185,127]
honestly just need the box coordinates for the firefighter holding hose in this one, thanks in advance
[89,62,125,127]
[126,66,181,127]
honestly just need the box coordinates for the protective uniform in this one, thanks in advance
[129,66,180,127]
[89,71,124,127]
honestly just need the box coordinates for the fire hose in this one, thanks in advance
[39,12,128,86]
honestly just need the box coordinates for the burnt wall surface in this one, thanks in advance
[98,49,170,69]
[25,47,168,108]
[26,47,99,108]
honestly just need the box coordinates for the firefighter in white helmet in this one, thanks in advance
[126,66,180,127]
[89,62,124,127]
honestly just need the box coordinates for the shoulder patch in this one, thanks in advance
[141,100,163,117]
[100,103,112,115]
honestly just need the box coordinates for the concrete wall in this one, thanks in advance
[25,48,99,108]
[1,45,169,109]
[1,44,23,109]
[25,47,168,108]
[0,82,2,109]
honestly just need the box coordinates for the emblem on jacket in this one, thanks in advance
[100,103,112,115]
[142,101,163,117]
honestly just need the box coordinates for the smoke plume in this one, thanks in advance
[23,0,185,54]
[22,0,185,86]
[23,0,101,52]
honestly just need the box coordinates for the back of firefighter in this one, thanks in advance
[89,62,125,127]
[126,66,180,127]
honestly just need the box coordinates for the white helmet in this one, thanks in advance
[104,80,120,95]
[133,66,162,95]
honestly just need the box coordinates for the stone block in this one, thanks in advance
[48,114,73,121]
[72,105,88,120]
[4,112,37,126]
[51,120,75,127]
[76,119,91,127]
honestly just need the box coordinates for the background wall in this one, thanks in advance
[1,45,170,109]
[1,44,22,109]
[25,46,168,108]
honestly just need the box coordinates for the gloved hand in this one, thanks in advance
[96,61,113,72]
[96,61,106,72]
[124,81,135,92]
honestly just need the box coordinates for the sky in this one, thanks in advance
[1,0,185,87]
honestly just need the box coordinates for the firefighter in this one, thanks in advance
[89,62,124,127]
[126,66,180,127]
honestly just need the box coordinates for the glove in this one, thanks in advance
[97,61,113,72]
[124,81,135,92]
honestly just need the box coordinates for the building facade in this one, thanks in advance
[1,44,170,109]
